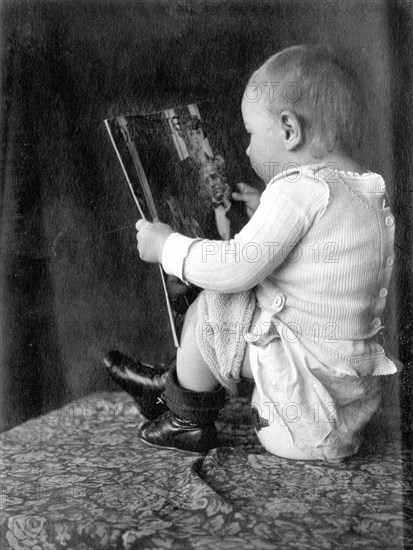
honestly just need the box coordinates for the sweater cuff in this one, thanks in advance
[161,233,196,282]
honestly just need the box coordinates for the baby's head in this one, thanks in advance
[242,45,365,180]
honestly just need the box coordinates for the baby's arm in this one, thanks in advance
[137,174,329,294]
[135,183,260,262]
[163,187,308,293]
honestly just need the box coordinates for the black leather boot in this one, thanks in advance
[103,350,170,420]
[138,367,227,455]
[138,411,218,456]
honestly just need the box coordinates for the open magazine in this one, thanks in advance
[104,103,248,346]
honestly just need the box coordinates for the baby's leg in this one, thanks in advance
[177,294,220,392]
[139,294,225,455]
[139,293,252,454]
[178,295,258,390]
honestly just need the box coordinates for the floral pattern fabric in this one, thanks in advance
[1,391,411,549]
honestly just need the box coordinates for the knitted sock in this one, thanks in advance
[162,367,227,425]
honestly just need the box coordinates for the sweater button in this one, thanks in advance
[386,257,394,267]
[385,215,394,227]
[372,318,381,329]
[273,294,285,311]
[379,288,388,298]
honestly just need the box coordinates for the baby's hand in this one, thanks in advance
[136,219,173,263]
[232,183,261,218]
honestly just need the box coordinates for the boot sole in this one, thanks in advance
[138,433,212,457]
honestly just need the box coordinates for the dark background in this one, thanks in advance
[1,0,412,433]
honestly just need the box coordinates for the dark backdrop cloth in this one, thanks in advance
[1,0,412,433]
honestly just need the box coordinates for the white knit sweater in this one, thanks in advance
[163,165,396,343]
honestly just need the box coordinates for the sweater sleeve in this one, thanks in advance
[162,233,198,282]
[162,173,330,293]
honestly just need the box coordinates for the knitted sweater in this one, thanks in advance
[163,165,396,345]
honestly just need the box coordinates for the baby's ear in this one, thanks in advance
[280,110,303,150]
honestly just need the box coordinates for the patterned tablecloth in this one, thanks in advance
[1,391,411,549]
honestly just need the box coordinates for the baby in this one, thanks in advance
[131,45,400,461]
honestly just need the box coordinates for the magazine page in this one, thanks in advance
[105,102,249,345]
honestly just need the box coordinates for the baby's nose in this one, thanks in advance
[246,145,250,156]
